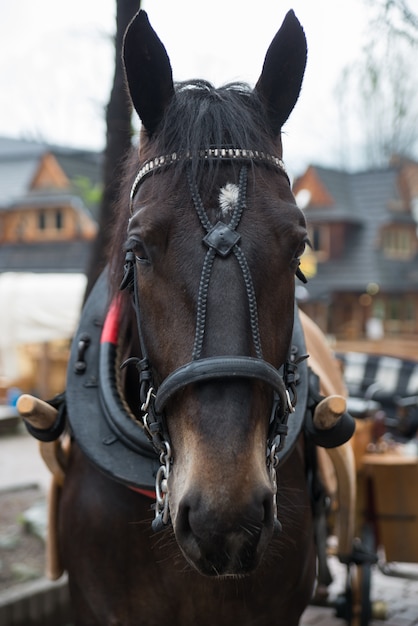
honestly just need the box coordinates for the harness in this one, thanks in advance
[65,268,308,523]
[43,148,353,533]
[116,149,308,529]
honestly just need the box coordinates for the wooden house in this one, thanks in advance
[293,156,418,358]
[0,136,101,398]
[0,136,100,272]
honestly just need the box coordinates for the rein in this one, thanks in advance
[120,148,305,532]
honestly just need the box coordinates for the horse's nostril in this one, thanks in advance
[174,486,275,576]
[258,487,274,524]
[176,501,192,537]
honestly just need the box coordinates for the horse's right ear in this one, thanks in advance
[123,10,174,136]
[255,10,307,136]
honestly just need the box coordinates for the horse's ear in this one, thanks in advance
[255,10,307,136]
[123,10,174,136]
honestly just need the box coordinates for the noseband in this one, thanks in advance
[121,149,303,531]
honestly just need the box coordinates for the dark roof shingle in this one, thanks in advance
[300,164,418,298]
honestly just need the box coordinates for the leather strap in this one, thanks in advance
[155,356,287,415]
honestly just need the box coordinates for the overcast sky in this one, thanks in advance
[0,0,372,175]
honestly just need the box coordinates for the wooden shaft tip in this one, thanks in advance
[16,393,58,430]
[326,395,347,416]
[313,394,348,430]
[16,394,37,417]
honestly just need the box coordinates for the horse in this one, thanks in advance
[18,9,356,625]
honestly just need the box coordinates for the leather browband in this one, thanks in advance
[130,148,287,213]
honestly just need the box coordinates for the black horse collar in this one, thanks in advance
[66,268,309,493]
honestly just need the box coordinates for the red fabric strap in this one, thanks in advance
[129,486,156,499]
[101,298,121,344]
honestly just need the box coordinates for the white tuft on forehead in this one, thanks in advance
[219,183,239,217]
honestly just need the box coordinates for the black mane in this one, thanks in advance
[154,80,279,167]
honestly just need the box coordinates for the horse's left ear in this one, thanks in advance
[255,10,307,136]
[123,10,174,136]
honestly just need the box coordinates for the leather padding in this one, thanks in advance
[66,269,308,489]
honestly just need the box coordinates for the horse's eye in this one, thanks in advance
[291,240,306,268]
[295,240,306,260]
[292,238,310,283]
[295,236,312,260]
[129,239,150,264]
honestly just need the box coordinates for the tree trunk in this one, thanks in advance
[84,0,139,300]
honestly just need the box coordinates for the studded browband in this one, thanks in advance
[129,148,287,213]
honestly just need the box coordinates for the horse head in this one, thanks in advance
[115,9,308,577]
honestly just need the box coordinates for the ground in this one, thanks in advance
[0,485,46,592]
[1,428,418,625]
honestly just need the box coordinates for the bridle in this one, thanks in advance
[120,148,304,531]
[128,148,287,208]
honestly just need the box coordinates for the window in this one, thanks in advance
[37,208,64,233]
[377,296,417,334]
[309,224,330,261]
[38,211,46,230]
[55,209,63,230]
[381,227,415,259]
[388,298,400,321]
[404,298,416,332]
[372,299,385,320]
[405,298,415,322]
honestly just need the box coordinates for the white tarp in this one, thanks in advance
[0,272,86,380]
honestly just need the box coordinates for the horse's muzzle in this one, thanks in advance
[174,485,275,577]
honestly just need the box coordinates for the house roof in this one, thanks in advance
[0,136,102,212]
[294,163,418,300]
[0,157,41,206]
[9,189,86,212]
[0,137,101,275]
[0,136,45,159]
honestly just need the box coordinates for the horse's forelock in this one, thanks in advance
[156,80,278,159]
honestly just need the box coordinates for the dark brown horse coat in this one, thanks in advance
[55,9,334,626]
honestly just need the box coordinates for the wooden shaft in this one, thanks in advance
[313,394,347,430]
[39,440,67,487]
[17,393,58,430]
